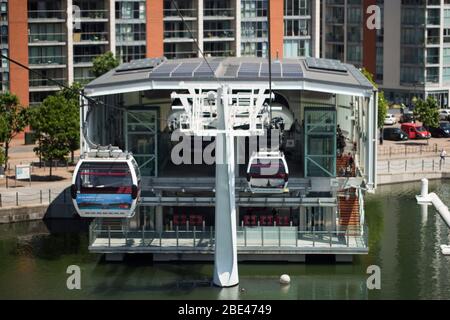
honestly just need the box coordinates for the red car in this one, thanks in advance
[400,123,431,140]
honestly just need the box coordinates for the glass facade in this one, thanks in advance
[0,0,8,92]
[241,0,268,57]
[125,109,158,177]
[304,108,337,178]
[163,0,198,59]
[283,0,311,58]
[115,1,147,63]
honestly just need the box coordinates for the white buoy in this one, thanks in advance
[279,274,291,285]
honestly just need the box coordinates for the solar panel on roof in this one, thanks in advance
[116,58,162,73]
[150,63,181,77]
[171,62,202,77]
[224,64,240,78]
[305,57,347,73]
[260,62,282,78]
[282,63,303,78]
[347,65,373,87]
[238,62,261,78]
[193,61,219,77]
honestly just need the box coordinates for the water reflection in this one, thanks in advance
[0,181,449,299]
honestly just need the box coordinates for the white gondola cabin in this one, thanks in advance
[246,151,289,194]
[71,147,141,218]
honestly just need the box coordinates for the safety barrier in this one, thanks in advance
[377,158,450,174]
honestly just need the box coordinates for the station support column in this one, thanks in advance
[213,86,239,287]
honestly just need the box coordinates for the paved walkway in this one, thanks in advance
[0,138,75,208]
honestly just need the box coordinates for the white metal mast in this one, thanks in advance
[172,85,271,287]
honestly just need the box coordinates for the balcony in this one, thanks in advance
[73,54,98,65]
[326,16,344,24]
[73,32,109,44]
[427,36,440,45]
[28,33,66,45]
[77,10,108,21]
[163,8,197,20]
[163,30,197,42]
[29,77,65,90]
[29,55,66,67]
[28,10,66,21]
[116,33,146,44]
[74,76,95,84]
[427,55,440,64]
[203,8,234,19]
[203,29,235,41]
[326,34,344,43]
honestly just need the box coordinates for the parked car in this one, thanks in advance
[399,112,416,123]
[383,127,409,141]
[400,123,431,140]
[439,109,450,121]
[429,122,450,138]
[384,114,397,125]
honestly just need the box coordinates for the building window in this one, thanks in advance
[284,39,310,58]
[284,0,310,17]
[241,0,267,18]
[443,67,450,83]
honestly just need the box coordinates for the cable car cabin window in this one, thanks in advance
[76,162,133,194]
[248,159,287,178]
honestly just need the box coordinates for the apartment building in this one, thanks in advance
[1,0,320,107]
[322,0,450,107]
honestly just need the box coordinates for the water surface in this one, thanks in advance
[0,181,449,300]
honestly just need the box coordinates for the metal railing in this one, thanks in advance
[78,10,108,19]
[203,8,234,17]
[164,8,197,18]
[378,158,450,174]
[378,143,438,158]
[29,78,66,87]
[73,55,97,64]
[163,30,198,39]
[89,222,368,250]
[204,29,235,39]
[0,188,69,208]
[29,33,66,43]
[29,56,66,65]
[28,10,66,20]
[73,32,109,42]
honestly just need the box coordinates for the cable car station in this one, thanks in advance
[79,56,377,286]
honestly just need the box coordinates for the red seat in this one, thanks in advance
[195,215,203,226]
[243,215,251,226]
[250,215,257,226]
[259,215,267,226]
[266,215,274,226]
[173,214,180,225]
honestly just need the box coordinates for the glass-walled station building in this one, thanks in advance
[82,56,377,262]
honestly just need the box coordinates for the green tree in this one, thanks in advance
[0,92,29,171]
[0,146,5,169]
[413,96,440,130]
[30,94,78,177]
[92,51,120,78]
[361,69,388,129]
[60,83,82,163]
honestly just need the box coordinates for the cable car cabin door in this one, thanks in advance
[125,109,158,177]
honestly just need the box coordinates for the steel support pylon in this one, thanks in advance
[213,86,239,287]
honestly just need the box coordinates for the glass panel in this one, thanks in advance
[304,108,336,177]
[126,110,158,177]
[134,155,156,176]
[127,134,155,154]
